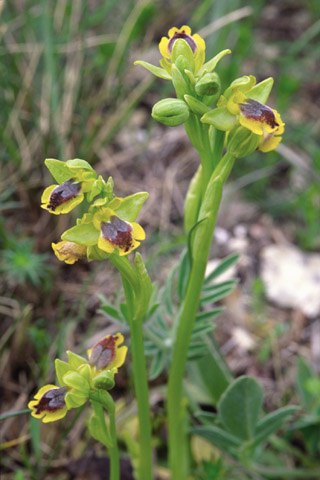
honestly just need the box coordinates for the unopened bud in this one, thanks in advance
[195,72,221,96]
[152,98,189,126]
[227,125,260,158]
[93,371,115,391]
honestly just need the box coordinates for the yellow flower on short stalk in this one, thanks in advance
[159,25,205,74]
[28,385,68,423]
[94,208,145,257]
[52,241,87,264]
[41,179,84,215]
[87,333,128,373]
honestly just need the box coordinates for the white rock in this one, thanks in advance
[260,244,320,317]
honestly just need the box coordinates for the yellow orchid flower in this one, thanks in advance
[93,208,145,256]
[159,25,205,74]
[87,333,128,372]
[41,179,84,215]
[28,385,68,423]
[52,241,87,264]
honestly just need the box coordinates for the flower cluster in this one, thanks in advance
[135,25,284,157]
[28,333,127,422]
[41,159,148,262]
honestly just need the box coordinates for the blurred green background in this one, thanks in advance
[1,0,319,478]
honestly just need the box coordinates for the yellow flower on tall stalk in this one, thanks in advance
[159,25,206,74]
[28,385,68,423]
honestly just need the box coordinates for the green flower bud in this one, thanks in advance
[93,370,115,391]
[227,125,261,158]
[152,98,189,127]
[195,72,221,97]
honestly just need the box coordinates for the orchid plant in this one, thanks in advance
[29,24,310,480]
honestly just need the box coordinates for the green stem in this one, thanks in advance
[121,275,153,480]
[91,398,120,480]
[167,153,235,479]
[108,403,120,480]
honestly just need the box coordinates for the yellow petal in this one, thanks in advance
[98,234,115,254]
[42,407,68,423]
[179,25,191,35]
[159,37,170,59]
[131,222,146,240]
[259,135,282,152]
[240,115,264,135]
[168,27,179,37]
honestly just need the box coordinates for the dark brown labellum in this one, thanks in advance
[89,335,118,370]
[240,99,279,129]
[48,179,81,211]
[35,387,67,414]
[101,216,134,253]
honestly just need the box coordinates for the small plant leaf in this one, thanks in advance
[149,351,165,380]
[251,405,300,447]
[191,425,241,453]
[204,253,240,285]
[218,376,263,440]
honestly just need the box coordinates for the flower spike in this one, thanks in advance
[28,385,68,423]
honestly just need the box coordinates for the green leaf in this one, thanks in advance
[149,351,165,380]
[204,253,240,285]
[62,223,99,246]
[177,249,190,301]
[201,106,237,131]
[247,77,274,104]
[192,321,215,338]
[202,279,238,294]
[199,49,231,76]
[134,60,171,80]
[251,406,300,448]
[296,356,316,412]
[196,307,224,322]
[88,413,110,448]
[115,192,149,222]
[200,284,236,305]
[164,264,178,315]
[192,338,233,405]
[218,376,263,440]
[45,158,72,184]
[98,295,122,321]
[191,425,241,452]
